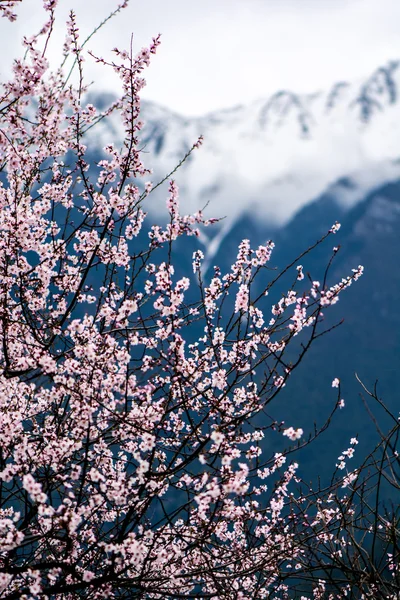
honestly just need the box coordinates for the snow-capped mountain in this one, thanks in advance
[87,59,400,267]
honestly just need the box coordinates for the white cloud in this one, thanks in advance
[1,0,400,115]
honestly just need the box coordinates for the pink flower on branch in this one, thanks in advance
[283,427,304,442]
[0,4,387,600]
[234,283,249,313]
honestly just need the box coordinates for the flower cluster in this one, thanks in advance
[0,4,396,600]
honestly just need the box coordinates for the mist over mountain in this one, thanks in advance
[85,60,400,483]
[88,59,400,265]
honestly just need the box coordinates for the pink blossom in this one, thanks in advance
[330,221,341,234]
[283,427,304,441]
[234,284,249,312]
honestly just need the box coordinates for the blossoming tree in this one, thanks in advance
[0,2,398,598]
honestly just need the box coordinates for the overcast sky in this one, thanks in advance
[3,0,400,116]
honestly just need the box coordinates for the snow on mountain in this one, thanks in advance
[86,60,400,254]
